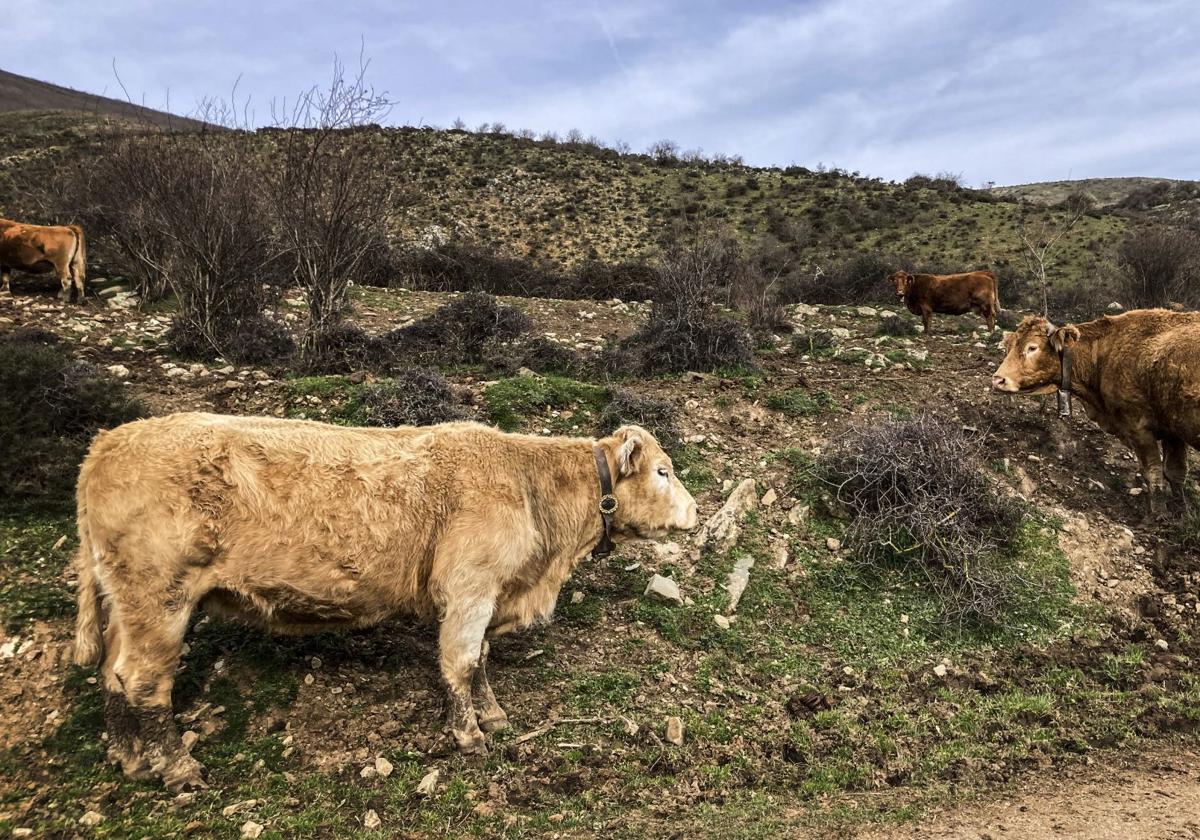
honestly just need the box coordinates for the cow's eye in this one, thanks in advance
[1025,344,1038,355]
[656,466,669,478]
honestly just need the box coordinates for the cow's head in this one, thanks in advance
[600,425,698,538]
[991,315,1079,394]
[889,270,912,301]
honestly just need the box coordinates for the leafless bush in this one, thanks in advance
[598,389,680,447]
[728,261,788,333]
[266,55,395,361]
[788,253,893,305]
[380,291,531,365]
[619,229,753,373]
[876,314,918,337]
[647,139,680,165]
[357,368,470,427]
[1117,226,1200,309]
[819,414,1027,626]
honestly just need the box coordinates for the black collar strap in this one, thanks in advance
[592,445,618,558]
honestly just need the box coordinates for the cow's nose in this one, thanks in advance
[991,375,1007,390]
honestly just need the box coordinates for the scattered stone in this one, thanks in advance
[787,505,810,528]
[725,555,755,613]
[665,716,685,746]
[1155,639,1170,652]
[570,590,585,605]
[695,479,758,555]
[79,811,105,827]
[360,765,378,780]
[11,829,33,838]
[933,663,948,678]
[760,488,778,507]
[856,306,878,317]
[222,799,258,818]
[106,364,130,378]
[1107,301,1124,312]
[830,327,851,339]
[713,614,731,630]
[240,821,264,839]
[375,756,393,778]
[363,810,381,830]
[825,537,842,553]
[416,769,440,796]
[773,543,789,569]
[644,574,683,605]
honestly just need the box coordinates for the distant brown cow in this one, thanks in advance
[0,216,87,301]
[73,413,698,791]
[890,269,1000,333]
[992,310,1200,517]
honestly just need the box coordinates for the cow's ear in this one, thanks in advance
[1050,325,1081,351]
[613,425,649,476]
[1001,331,1016,352]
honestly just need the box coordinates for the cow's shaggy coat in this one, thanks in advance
[73,413,697,790]
[993,310,1200,516]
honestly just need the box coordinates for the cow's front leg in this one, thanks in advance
[438,598,493,755]
[1,268,11,297]
[921,307,933,335]
[472,639,508,733]
[1163,436,1190,514]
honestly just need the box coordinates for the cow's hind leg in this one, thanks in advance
[438,596,493,754]
[1131,433,1168,520]
[57,263,73,302]
[1163,437,1190,513]
[472,639,508,733]
[108,590,206,791]
[100,617,152,779]
[1,267,10,297]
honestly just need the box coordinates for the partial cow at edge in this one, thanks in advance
[0,216,87,302]
[72,413,698,791]
[890,269,1000,333]
[993,309,1200,518]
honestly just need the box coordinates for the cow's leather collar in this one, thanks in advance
[1046,324,1074,417]
[592,445,618,558]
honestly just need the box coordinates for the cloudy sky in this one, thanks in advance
[7,0,1200,185]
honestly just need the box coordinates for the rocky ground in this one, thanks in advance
[0,280,1197,839]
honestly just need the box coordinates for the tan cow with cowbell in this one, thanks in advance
[0,216,87,301]
[992,310,1200,517]
[72,413,697,791]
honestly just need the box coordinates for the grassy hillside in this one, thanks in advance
[0,110,1126,303]
[0,69,204,129]
[992,176,1197,208]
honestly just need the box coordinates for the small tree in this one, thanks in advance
[1017,200,1085,316]
[267,54,394,361]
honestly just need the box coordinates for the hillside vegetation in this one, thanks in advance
[0,109,1127,306]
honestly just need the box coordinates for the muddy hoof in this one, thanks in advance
[478,712,509,734]
[163,756,209,793]
[109,748,153,781]
[454,732,488,757]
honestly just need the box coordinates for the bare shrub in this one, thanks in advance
[266,56,395,361]
[790,329,836,355]
[647,139,680,165]
[876,313,918,337]
[788,253,893,305]
[357,368,470,427]
[0,329,145,504]
[381,291,530,365]
[728,260,788,333]
[619,229,753,373]
[598,389,680,446]
[819,414,1027,626]
[1116,226,1200,309]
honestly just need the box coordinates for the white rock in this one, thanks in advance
[106,364,130,378]
[830,327,852,339]
[416,769,440,796]
[570,590,585,605]
[725,555,755,613]
[1155,639,1169,651]
[933,664,948,677]
[856,306,877,317]
[360,765,378,780]
[375,756,393,778]
[241,821,264,839]
[787,505,810,528]
[760,488,778,507]
[79,811,105,827]
[665,716,685,745]
[363,809,381,830]
[826,537,842,553]
[713,614,731,630]
[645,574,683,605]
[223,800,258,818]
[695,479,758,555]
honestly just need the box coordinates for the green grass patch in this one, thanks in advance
[765,388,835,418]
[483,374,610,433]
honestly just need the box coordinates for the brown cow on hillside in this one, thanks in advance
[0,216,87,301]
[73,413,698,791]
[890,269,1000,333]
[992,310,1200,517]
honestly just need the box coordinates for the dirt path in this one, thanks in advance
[860,747,1200,839]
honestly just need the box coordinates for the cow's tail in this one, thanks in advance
[68,225,87,293]
[72,492,103,668]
